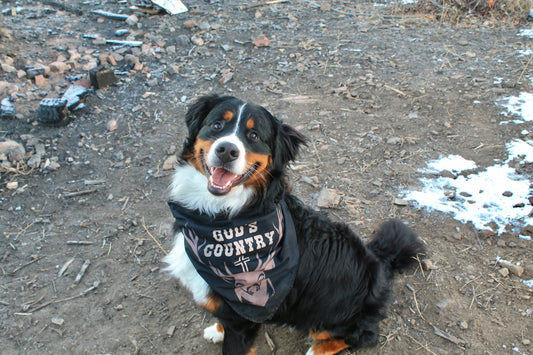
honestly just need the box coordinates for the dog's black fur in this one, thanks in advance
[171,94,426,355]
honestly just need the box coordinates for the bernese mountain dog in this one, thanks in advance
[163,94,426,355]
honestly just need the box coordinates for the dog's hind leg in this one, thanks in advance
[305,331,350,355]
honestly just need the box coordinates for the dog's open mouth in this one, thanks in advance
[208,167,244,195]
[202,153,259,196]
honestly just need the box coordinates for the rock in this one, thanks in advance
[89,67,118,89]
[126,14,138,26]
[502,191,513,197]
[183,19,197,29]
[458,320,468,330]
[191,35,204,46]
[393,198,409,206]
[0,97,15,119]
[62,84,90,110]
[38,98,69,125]
[34,74,46,87]
[107,119,118,131]
[27,153,41,168]
[317,188,342,208]
[422,259,435,271]
[1,63,16,72]
[252,34,271,47]
[163,155,177,170]
[387,136,403,145]
[6,181,18,190]
[0,140,25,162]
[497,260,524,277]
[49,61,68,73]
[440,169,456,179]
[523,339,531,345]
[218,72,233,85]
[498,267,509,277]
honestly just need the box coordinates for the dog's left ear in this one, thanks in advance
[274,122,307,169]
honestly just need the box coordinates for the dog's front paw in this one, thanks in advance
[203,322,224,343]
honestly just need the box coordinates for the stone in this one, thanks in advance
[27,153,41,168]
[317,188,342,208]
[497,260,524,277]
[49,61,68,73]
[126,14,138,26]
[38,98,69,125]
[252,34,271,47]
[0,97,15,119]
[89,67,118,89]
[34,74,46,86]
[107,119,118,132]
[163,155,177,170]
[0,140,25,162]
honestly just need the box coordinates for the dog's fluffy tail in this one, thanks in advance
[367,220,425,275]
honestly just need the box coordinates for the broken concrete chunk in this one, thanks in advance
[38,98,69,125]
[89,67,118,89]
[0,97,15,119]
[62,84,90,110]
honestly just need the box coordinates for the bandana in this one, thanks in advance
[168,200,299,322]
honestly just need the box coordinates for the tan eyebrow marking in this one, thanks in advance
[246,118,255,129]
[223,111,233,121]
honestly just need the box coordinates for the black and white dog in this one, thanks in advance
[164,94,426,355]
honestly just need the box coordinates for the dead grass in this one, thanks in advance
[398,0,533,24]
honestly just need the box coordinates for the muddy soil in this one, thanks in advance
[1,0,532,354]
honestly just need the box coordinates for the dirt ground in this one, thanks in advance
[1,0,532,354]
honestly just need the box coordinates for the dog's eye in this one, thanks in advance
[211,121,224,131]
[248,131,260,141]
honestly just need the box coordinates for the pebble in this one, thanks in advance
[6,181,18,189]
[0,139,25,162]
[317,188,342,208]
[458,320,468,330]
[393,198,409,206]
[107,119,118,131]
[0,97,15,118]
[252,34,271,47]
[27,154,41,168]
[498,267,509,277]
[498,260,524,277]
[49,61,68,73]
[162,155,177,170]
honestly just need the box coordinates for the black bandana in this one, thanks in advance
[168,200,299,322]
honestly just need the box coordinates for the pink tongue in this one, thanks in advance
[211,167,239,187]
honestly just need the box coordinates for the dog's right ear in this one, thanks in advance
[185,94,231,136]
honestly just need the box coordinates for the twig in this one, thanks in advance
[74,260,91,284]
[239,0,289,10]
[142,218,168,255]
[66,240,94,245]
[432,325,467,347]
[63,189,97,198]
[515,53,532,87]
[10,256,43,275]
[406,283,425,320]
[405,333,438,355]
[384,84,406,96]
[58,258,75,277]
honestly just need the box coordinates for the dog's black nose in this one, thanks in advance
[215,141,240,162]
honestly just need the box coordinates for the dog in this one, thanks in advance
[163,94,426,355]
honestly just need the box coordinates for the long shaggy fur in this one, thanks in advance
[164,94,426,355]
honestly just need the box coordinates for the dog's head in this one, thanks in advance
[180,94,306,198]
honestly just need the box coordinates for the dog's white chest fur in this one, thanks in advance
[163,165,255,301]
[163,231,210,303]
